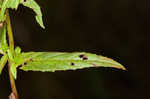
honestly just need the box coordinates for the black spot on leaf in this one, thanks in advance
[83,57,88,60]
[24,62,27,65]
[79,54,88,60]
[71,62,75,66]
[79,54,84,58]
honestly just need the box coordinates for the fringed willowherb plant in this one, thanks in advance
[0,0,126,99]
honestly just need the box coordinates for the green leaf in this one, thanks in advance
[0,54,8,74]
[21,0,45,28]
[0,0,9,22]
[7,49,14,61]
[7,0,21,9]
[16,52,126,72]
[10,63,17,79]
[0,0,21,21]
[15,46,21,55]
[8,47,22,79]
[0,0,2,8]
[0,0,45,28]
[0,22,8,54]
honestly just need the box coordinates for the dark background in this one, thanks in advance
[0,0,149,99]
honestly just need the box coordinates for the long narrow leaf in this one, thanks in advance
[10,63,17,79]
[0,0,8,21]
[0,22,8,53]
[16,52,126,72]
[21,0,45,28]
[0,54,8,74]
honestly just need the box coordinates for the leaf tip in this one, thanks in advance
[41,25,45,29]
[102,56,126,70]
[35,15,45,29]
[120,65,126,70]
[114,64,126,71]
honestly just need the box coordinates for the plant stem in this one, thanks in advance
[6,10,14,55]
[8,64,18,99]
[6,10,19,99]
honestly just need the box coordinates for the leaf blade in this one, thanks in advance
[17,52,126,72]
[7,0,21,9]
[21,0,45,28]
[0,54,8,74]
[0,22,8,54]
[0,0,9,22]
[0,0,21,22]
[10,63,17,79]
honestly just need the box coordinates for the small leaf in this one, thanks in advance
[0,1,2,8]
[9,46,22,79]
[0,0,9,22]
[10,63,17,79]
[21,0,45,28]
[0,54,8,74]
[0,0,23,21]
[0,22,8,54]
[0,0,45,28]
[16,52,126,72]
[7,0,21,9]
[15,46,21,55]
[7,49,14,61]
